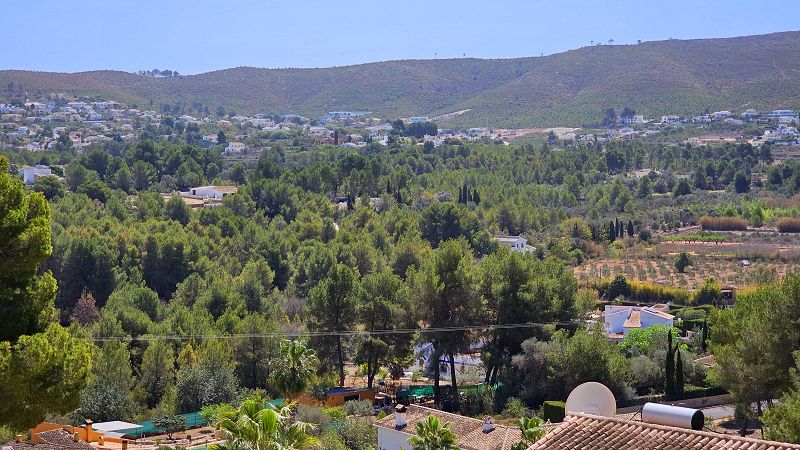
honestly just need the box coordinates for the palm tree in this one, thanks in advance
[510,417,545,450]
[408,415,458,450]
[270,340,319,400]
[210,397,318,450]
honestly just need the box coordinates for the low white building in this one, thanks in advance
[619,115,645,125]
[712,111,731,121]
[225,142,246,154]
[19,165,52,184]
[493,235,535,253]
[603,305,674,339]
[188,185,238,200]
[661,115,681,124]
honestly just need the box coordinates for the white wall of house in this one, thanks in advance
[20,166,52,184]
[377,427,415,450]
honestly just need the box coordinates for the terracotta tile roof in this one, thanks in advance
[374,404,526,450]
[4,429,94,450]
[526,413,800,449]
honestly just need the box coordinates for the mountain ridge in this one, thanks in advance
[2,31,800,127]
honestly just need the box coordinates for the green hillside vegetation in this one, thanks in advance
[3,31,800,126]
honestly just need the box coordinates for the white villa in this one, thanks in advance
[19,165,52,184]
[493,235,535,253]
[603,304,674,340]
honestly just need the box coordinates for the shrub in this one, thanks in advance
[460,388,496,417]
[776,217,800,233]
[602,278,691,305]
[342,400,373,417]
[324,406,346,420]
[296,405,331,428]
[501,397,529,419]
[699,216,748,231]
[542,401,566,423]
[674,252,693,274]
[332,417,375,450]
[693,278,721,305]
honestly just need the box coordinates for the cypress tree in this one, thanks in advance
[665,331,675,399]
[675,349,685,397]
[627,220,634,237]
[701,319,709,353]
[387,180,392,193]
[473,189,480,205]
[609,221,616,242]
[395,189,402,204]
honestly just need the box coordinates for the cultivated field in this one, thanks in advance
[575,230,800,290]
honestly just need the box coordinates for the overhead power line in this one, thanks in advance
[85,321,576,342]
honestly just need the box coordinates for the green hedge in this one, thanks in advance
[542,401,566,423]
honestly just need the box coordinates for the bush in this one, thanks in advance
[693,278,721,305]
[501,397,529,419]
[699,216,748,231]
[331,417,376,450]
[596,278,691,305]
[343,400,373,417]
[324,406,346,420]
[296,405,331,428]
[460,388,496,417]
[542,401,566,423]
[777,217,800,233]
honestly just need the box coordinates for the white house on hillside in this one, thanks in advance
[20,165,52,184]
[225,142,246,154]
[493,235,535,253]
[188,185,238,200]
[603,304,674,340]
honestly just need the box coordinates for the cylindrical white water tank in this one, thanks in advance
[641,402,704,430]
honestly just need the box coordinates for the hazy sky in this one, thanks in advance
[5,0,798,74]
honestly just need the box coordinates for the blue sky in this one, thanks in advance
[5,0,798,74]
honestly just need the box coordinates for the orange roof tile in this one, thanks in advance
[526,413,800,449]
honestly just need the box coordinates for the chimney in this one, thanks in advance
[85,419,93,441]
[483,416,495,433]
[121,440,128,450]
[395,404,408,428]
[73,432,80,441]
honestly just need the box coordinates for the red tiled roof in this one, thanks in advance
[527,413,800,449]
[4,429,94,450]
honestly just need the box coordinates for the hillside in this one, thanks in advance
[2,31,800,127]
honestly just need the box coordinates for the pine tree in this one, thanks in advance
[665,331,675,399]
[627,220,634,237]
[675,349,685,397]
